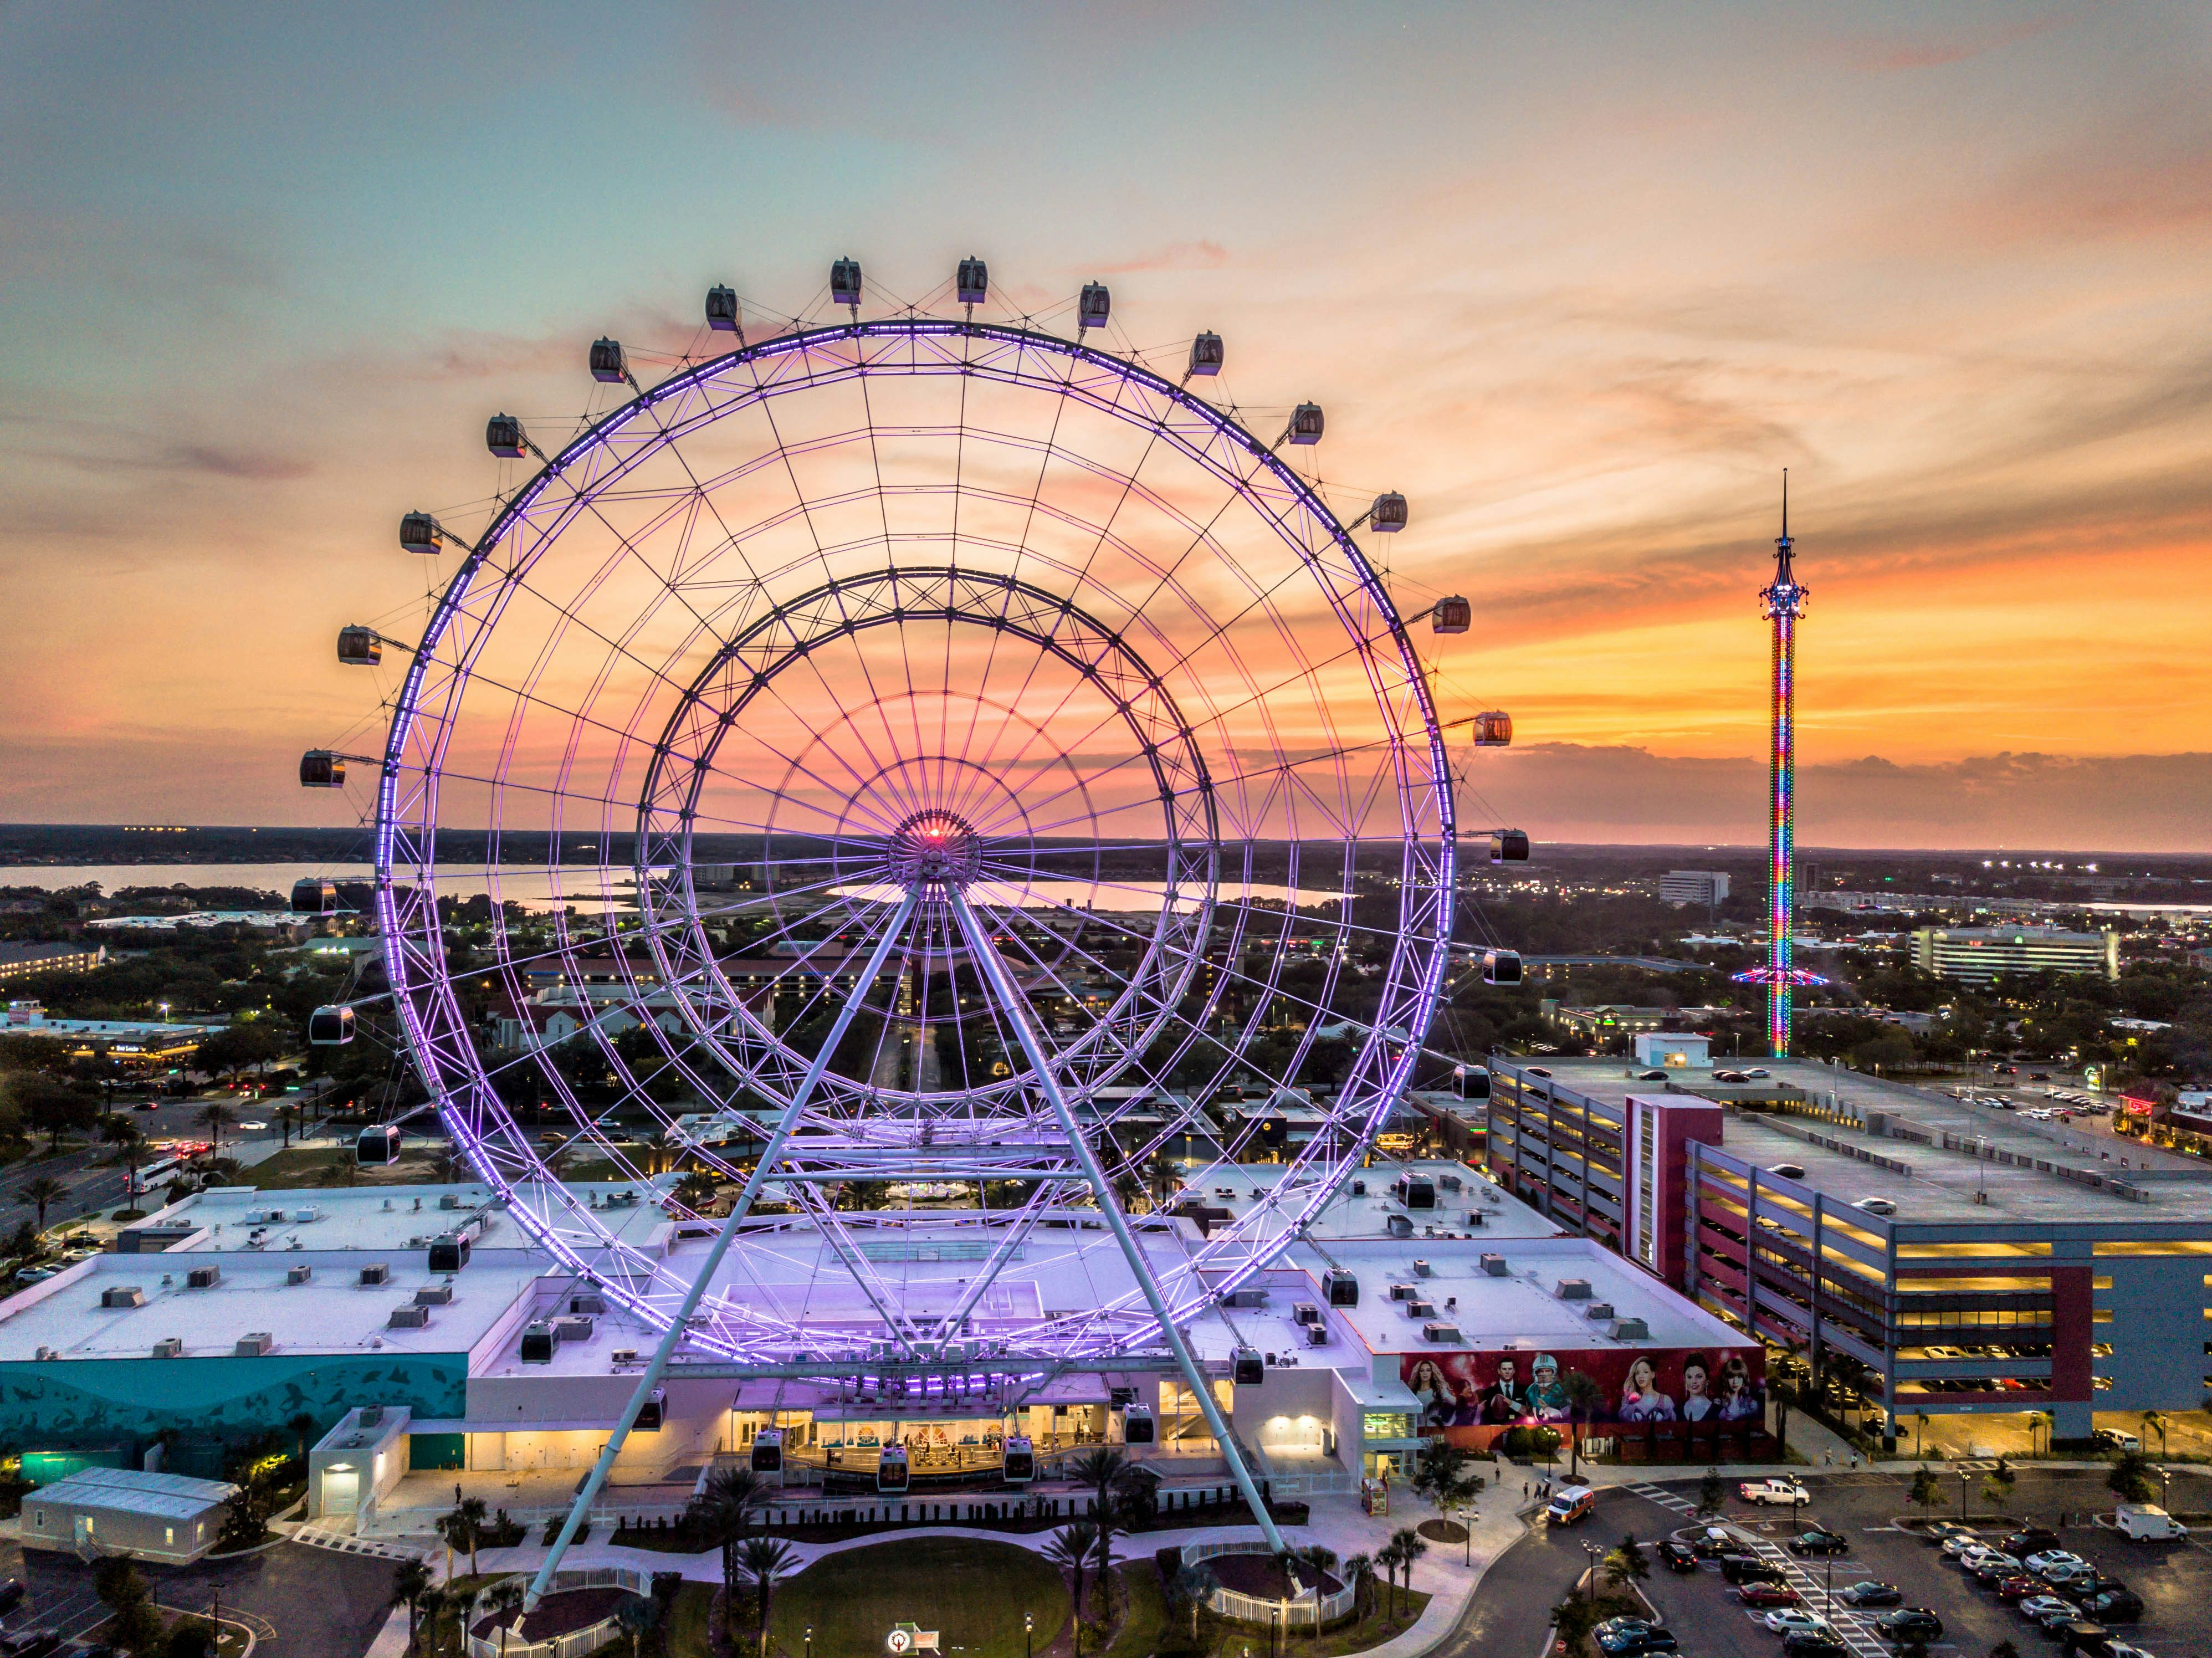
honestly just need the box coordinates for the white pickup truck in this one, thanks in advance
[1738,1479,1812,1506]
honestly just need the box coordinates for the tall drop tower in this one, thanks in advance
[1734,475,1825,1055]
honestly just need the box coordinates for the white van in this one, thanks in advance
[1547,1485,1596,1525]
[2116,1504,2187,1541]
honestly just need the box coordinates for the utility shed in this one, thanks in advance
[19,1466,239,1563]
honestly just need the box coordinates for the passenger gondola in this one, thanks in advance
[337,626,381,667]
[398,511,443,555]
[830,257,863,309]
[1369,492,1409,533]
[1120,1403,1155,1445]
[751,1427,784,1472]
[308,1005,355,1045]
[588,337,627,383]
[1431,596,1471,633]
[292,878,339,915]
[877,1444,909,1494]
[1287,402,1324,444]
[705,285,740,331]
[1471,710,1512,746]
[356,1123,403,1165]
[955,257,989,306]
[1188,331,1224,376]
[299,751,345,789]
[1000,1435,1034,1485]
[1489,828,1530,863]
[486,413,527,458]
[1482,948,1523,986]
[1078,282,1112,331]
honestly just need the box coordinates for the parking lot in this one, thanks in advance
[1457,1468,2212,1658]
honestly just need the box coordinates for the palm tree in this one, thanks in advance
[1561,1370,1605,1480]
[737,1537,799,1658]
[1143,1152,1183,1211]
[198,1101,233,1154]
[688,1465,767,1628]
[439,1495,488,1578]
[484,1576,525,1657]
[100,1115,145,1193]
[1043,1522,1099,1654]
[1343,1553,1374,1623]
[2142,1410,2168,1457]
[1171,1562,1217,1640]
[1389,1527,1427,1613]
[1374,1539,1405,1619]
[1914,1411,1932,1459]
[1069,1447,1128,1523]
[616,1594,655,1658]
[2031,1411,2055,1458]
[391,1558,433,1656]
[20,1175,67,1235]
[414,1587,447,1658]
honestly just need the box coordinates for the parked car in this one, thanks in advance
[2060,1575,2128,1605]
[2057,1624,2115,1658]
[1692,1528,1737,1559]
[2004,1530,2062,1557]
[1996,1576,2041,1602]
[1972,1553,2025,1585]
[2081,1591,2144,1624]
[1927,1522,1977,1549]
[0,1633,63,1658]
[1738,1584,1801,1608]
[2020,1597,2078,1629]
[1771,1163,1807,1179]
[1722,1556,1790,1586]
[2095,1429,2142,1452]
[2026,1549,2087,1576]
[1739,1479,1812,1506]
[1782,1637,1850,1658]
[1746,1067,1772,1078]
[1764,1611,1834,1639]
[1840,1583,1903,1608]
[1657,1540,1699,1574]
[1594,1618,1658,1641]
[1877,1610,1944,1644]
[1636,1069,1671,1081]
[1853,1196,1898,1216]
[1789,1530,1850,1557]
[1597,1624,1679,1656]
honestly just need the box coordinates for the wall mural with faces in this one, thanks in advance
[1400,1345,1764,1436]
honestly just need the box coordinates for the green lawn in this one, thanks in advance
[1094,1564,1167,1658]
[704,1538,1072,1658]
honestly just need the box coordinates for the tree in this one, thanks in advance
[1983,1457,2016,1509]
[1342,1553,1374,1623]
[484,1576,525,1657]
[1143,1152,1183,1211]
[1069,1446,1128,1523]
[736,1537,798,1658]
[1909,1468,1943,1512]
[1411,1439,1483,1528]
[2141,1410,2168,1457]
[1697,1468,1725,1517]
[197,1101,234,1154]
[1605,1532,1649,1590]
[6,1072,98,1151]
[439,1494,489,1577]
[392,1558,434,1656]
[1043,1522,1098,1653]
[1389,1526,1427,1615]
[100,1115,146,1193]
[92,1554,164,1656]
[20,1175,67,1234]
[289,1411,318,1465]
[1171,1562,1218,1640]
[1561,1370,1605,1480]
[415,1587,447,1658]
[1375,1538,1405,1619]
[688,1465,767,1623]
[2108,1451,2157,1505]
[616,1593,656,1658]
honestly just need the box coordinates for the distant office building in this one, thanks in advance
[1658,871,1730,907]
[1911,926,2118,985]
[0,943,104,984]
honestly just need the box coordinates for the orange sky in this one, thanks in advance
[2,4,2208,848]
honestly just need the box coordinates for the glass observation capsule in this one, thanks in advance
[1189,331,1224,376]
[705,285,740,331]
[1077,282,1112,330]
[830,257,863,308]
[399,511,442,555]
[486,413,527,458]
[337,626,381,667]
[1370,492,1409,533]
[955,257,988,306]
[589,337,627,383]
[1287,403,1324,445]
[1431,596,1471,633]
[299,751,345,789]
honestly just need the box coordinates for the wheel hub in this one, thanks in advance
[885,808,982,891]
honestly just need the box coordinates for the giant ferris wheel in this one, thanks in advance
[306,258,1465,1555]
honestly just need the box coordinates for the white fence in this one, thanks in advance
[1181,1541,1356,1629]
[465,1566,652,1658]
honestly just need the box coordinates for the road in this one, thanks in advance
[1455,1468,2212,1658]
[2,1091,303,1237]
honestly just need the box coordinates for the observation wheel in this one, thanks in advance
[343,265,1456,1374]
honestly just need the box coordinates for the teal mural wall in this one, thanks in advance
[0,1353,469,1453]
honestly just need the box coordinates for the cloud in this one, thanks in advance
[1094,242,1232,275]
[1828,13,2070,74]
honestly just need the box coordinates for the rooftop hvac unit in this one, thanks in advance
[1412,1258,1433,1277]
[611,1348,640,1365]
[1122,1403,1155,1444]
[1351,1180,1366,1196]
[1612,1318,1650,1340]
[1389,1282,1416,1302]
[1555,1278,1591,1300]
[1440,1174,1462,1193]
[1323,1268,1359,1306]
[1386,1214,1414,1239]
[1305,1321,1329,1347]
[234,1332,274,1357]
[360,1405,385,1426]
[286,1265,314,1285]
[186,1266,222,1289]
[1422,1322,1464,1344]
[100,1286,146,1309]
[750,1427,783,1471]
[1293,1302,1320,1326]
[360,1263,391,1286]
[1586,1302,1615,1320]
[635,1388,667,1432]
[152,1337,184,1358]
[570,1293,607,1315]
[1407,1299,1438,1319]
[520,1321,558,1363]
[552,1314,594,1342]
[293,1206,324,1223]
[1232,1345,1265,1385]
[389,1304,431,1329]
[1226,1287,1267,1308]
[439,1193,463,1210]
[1480,1253,1509,1277]
[414,1284,454,1306]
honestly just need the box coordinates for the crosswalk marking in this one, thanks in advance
[1733,1527,1888,1658]
[1628,1483,1701,1516]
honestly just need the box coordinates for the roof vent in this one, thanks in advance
[101,1286,146,1309]
[185,1266,221,1289]
[1555,1278,1591,1300]
[570,1292,606,1315]
[1586,1302,1615,1320]
[286,1265,314,1285]
[235,1332,275,1357]
[359,1263,390,1286]
[1389,1282,1416,1301]
[1422,1322,1464,1344]
[1612,1317,1650,1340]
[1480,1253,1509,1276]
[439,1193,462,1210]
[1406,1299,1438,1319]
[611,1348,640,1365]
[1412,1258,1433,1277]
[552,1314,593,1342]
[152,1337,184,1358]
[389,1304,431,1329]
[414,1283,454,1306]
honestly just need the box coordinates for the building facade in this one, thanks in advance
[1909,926,2119,985]
[1658,872,1730,908]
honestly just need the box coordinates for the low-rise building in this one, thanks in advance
[21,1466,238,1564]
[0,942,105,983]
[1658,872,1730,907]
[1911,925,2119,985]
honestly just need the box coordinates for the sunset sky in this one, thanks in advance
[3,3,2209,849]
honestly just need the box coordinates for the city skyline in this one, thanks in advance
[3,4,2209,848]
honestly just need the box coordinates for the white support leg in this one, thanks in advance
[524,891,920,1609]
[948,888,1287,1556]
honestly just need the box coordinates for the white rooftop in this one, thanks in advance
[1187,1159,1560,1242]
[29,1466,239,1519]
[146,1181,673,1255]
